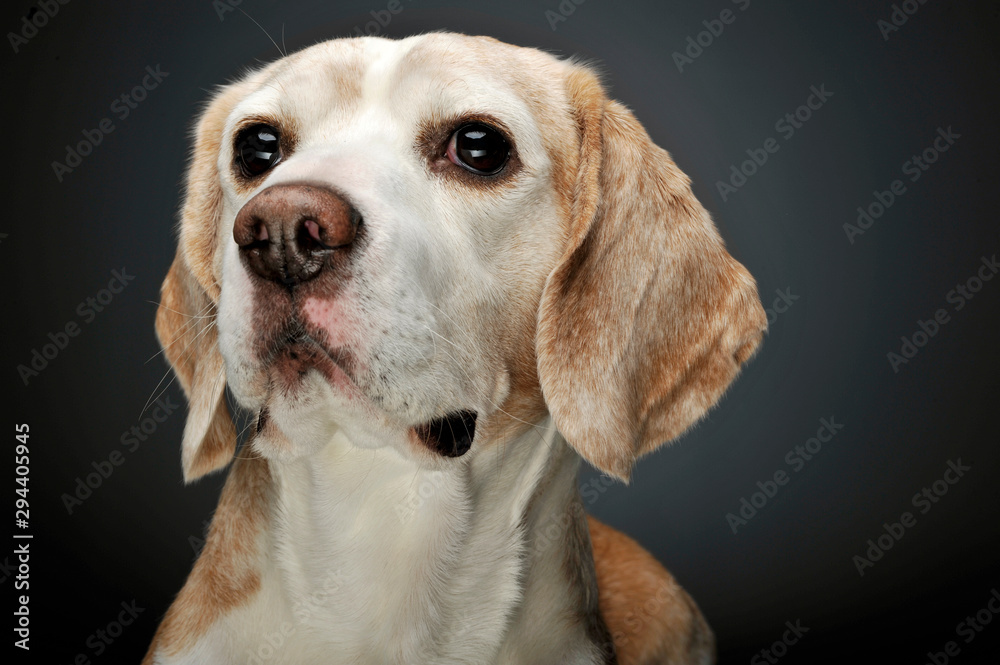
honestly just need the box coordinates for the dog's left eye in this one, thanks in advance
[446,123,510,175]
[236,124,282,176]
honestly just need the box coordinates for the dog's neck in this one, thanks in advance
[241,416,609,664]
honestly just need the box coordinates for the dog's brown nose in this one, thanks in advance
[233,182,360,287]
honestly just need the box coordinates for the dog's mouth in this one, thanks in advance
[264,323,357,390]
[413,410,478,457]
[261,322,477,457]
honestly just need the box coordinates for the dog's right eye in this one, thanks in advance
[446,123,510,175]
[236,124,282,176]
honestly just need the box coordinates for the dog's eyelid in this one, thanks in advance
[427,112,516,148]
[231,118,282,151]
[452,115,515,148]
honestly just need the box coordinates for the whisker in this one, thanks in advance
[238,8,285,58]
[141,316,217,416]
[144,300,216,364]
[146,300,215,319]
[140,371,179,420]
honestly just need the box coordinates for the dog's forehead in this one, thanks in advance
[230,34,569,136]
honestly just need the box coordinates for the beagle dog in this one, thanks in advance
[144,33,766,665]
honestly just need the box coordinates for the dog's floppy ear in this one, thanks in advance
[536,66,767,481]
[155,80,253,482]
[156,252,234,482]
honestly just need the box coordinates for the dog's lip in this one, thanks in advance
[266,332,358,386]
[275,333,331,359]
[413,410,478,457]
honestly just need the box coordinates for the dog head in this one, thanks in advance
[156,33,766,484]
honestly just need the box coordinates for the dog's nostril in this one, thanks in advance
[297,215,357,252]
[297,218,329,253]
[255,221,269,242]
[304,219,321,243]
[296,219,324,254]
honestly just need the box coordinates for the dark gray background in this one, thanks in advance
[4,0,998,663]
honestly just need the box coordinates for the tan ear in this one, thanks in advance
[156,252,235,482]
[537,67,767,481]
[154,79,256,482]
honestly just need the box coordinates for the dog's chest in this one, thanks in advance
[234,443,530,664]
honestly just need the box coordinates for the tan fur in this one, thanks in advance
[154,252,236,481]
[537,65,767,481]
[143,454,272,663]
[588,517,714,665]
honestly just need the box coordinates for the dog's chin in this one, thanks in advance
[247,388,483,474]
[245,363,411,463]
[242,344,483,465]
[248,370,339,462]
[240,338,361,461]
